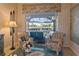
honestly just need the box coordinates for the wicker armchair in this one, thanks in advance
[46,32,65,55]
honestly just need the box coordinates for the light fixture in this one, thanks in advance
[9,21,17,27]
[9,11,17,50]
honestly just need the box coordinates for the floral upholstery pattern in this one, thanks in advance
[46,32,65,55]
[18,32,34,55]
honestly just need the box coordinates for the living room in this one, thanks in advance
[0,3,78,56]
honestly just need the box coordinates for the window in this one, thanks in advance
[28,17,56,32]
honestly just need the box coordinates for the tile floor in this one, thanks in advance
[63,47,76,56]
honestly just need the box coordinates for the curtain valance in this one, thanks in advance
[22,4,61,13]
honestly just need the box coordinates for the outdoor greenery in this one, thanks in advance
[29,17,55,30]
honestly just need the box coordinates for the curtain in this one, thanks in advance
[22,3,61,13]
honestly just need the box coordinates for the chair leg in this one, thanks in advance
[57,52,59,56]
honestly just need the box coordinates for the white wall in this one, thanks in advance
[16,4,26,33]
[58,4,71,47]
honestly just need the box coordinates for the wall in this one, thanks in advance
[0,4,17,52]
[16,4,26,33]
[58,4,71,47]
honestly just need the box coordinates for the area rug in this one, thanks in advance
[12,44,64,56]
[25,44,64,56]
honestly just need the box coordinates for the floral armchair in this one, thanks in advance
[46,32,65,55]
[18,32,34,55]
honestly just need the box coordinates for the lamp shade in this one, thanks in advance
[9,21,17,27]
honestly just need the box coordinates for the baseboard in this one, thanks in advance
[70,41,79,56]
